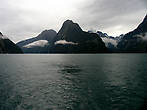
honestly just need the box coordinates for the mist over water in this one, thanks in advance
[0,54,147,110]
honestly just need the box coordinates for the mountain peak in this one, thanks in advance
[62,20,82,30]
[41,29,56,34]
[64,19,73,23]
[38,29,57,40]
[56,20,83,42]
[51,20,107,53]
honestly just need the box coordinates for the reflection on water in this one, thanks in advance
[58,64,82,74]
[0,71,22,110]
[0,54,147,110]
[57,63,102,110]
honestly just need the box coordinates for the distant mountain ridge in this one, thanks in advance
[2,14,146,54]
[87,14,147,53]
[16,20,107,53]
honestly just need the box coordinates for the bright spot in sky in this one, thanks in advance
[12,0,85,15]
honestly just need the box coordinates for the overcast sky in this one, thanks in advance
[0,0,147,42]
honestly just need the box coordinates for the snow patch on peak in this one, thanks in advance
[23,40,49,48]
[101,37,117,47]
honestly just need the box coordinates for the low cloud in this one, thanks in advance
[133,33,147,41]
[141,33,147,41]
[143,33,147,41]
[55,40,78,45]
[101,38,117,47]
[23,40,49,48]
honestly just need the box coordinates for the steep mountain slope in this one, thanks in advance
[96,31,124,51]
[17,30,57,53]
[88,30,124,52]
[50,20,107,53]
[117,15,147,52]
[0,32,23,54]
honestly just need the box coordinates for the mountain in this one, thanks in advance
[89,30,124,52]
[0,32,23,54]
[16,30,57,53]
[117,15,147,52]
[50,20,107,53]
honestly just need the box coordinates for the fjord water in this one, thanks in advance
[0,54,147,110]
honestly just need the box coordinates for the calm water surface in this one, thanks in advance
[0,54,147,110]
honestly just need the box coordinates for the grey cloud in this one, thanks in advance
[0,0,59,42]
[72,0,147,35]
[137,33,147,41]
[0,0,146,42]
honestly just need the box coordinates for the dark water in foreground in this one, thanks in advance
[0,54,147,110]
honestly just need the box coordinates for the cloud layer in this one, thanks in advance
[55,40,78,45]
[0,0,146,42]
